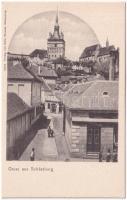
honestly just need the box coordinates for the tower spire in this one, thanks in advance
[56,6,58,24]
[53,6,59,38]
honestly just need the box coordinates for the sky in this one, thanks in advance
[8,11,99,61]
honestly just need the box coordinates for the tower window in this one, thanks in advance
[55,44,57,47]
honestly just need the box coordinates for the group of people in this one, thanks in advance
[47,126,54,137]
[99,148,118,162]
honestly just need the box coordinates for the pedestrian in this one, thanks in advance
[106,149,111,162]
[51,129,54,137]
[30,148,35,161]
[99,151,103,162]
[48,126,51,137]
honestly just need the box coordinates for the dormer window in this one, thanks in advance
[103,91,108,96]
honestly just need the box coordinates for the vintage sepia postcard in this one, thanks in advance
[2,1,126,198]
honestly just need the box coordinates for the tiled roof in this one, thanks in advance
[30,49,47,59]
[25,64,52,91]
[63,81,118,111]
[98,45,115,57]
[27,64,38,76]
[80,44,115,59]
[7,61,34,80]
[7,93,30,120]
[80,44,100,59]
[28,64,57,78]
[39,66,57,78]
[64,82,93,106]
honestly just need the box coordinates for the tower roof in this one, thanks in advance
[48,9,65,42]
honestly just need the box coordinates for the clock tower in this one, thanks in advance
[47,10,65,60]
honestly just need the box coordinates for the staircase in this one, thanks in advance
[86,152,99,159]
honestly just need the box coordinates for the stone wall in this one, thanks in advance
[71,122,87,158]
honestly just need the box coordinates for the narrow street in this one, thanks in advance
[52,114,70,161]
[19,113,70,161]
[19,112,98,161]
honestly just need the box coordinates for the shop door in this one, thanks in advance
[87,126,100,152]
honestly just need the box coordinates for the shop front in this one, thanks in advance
[70,120,118,159]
